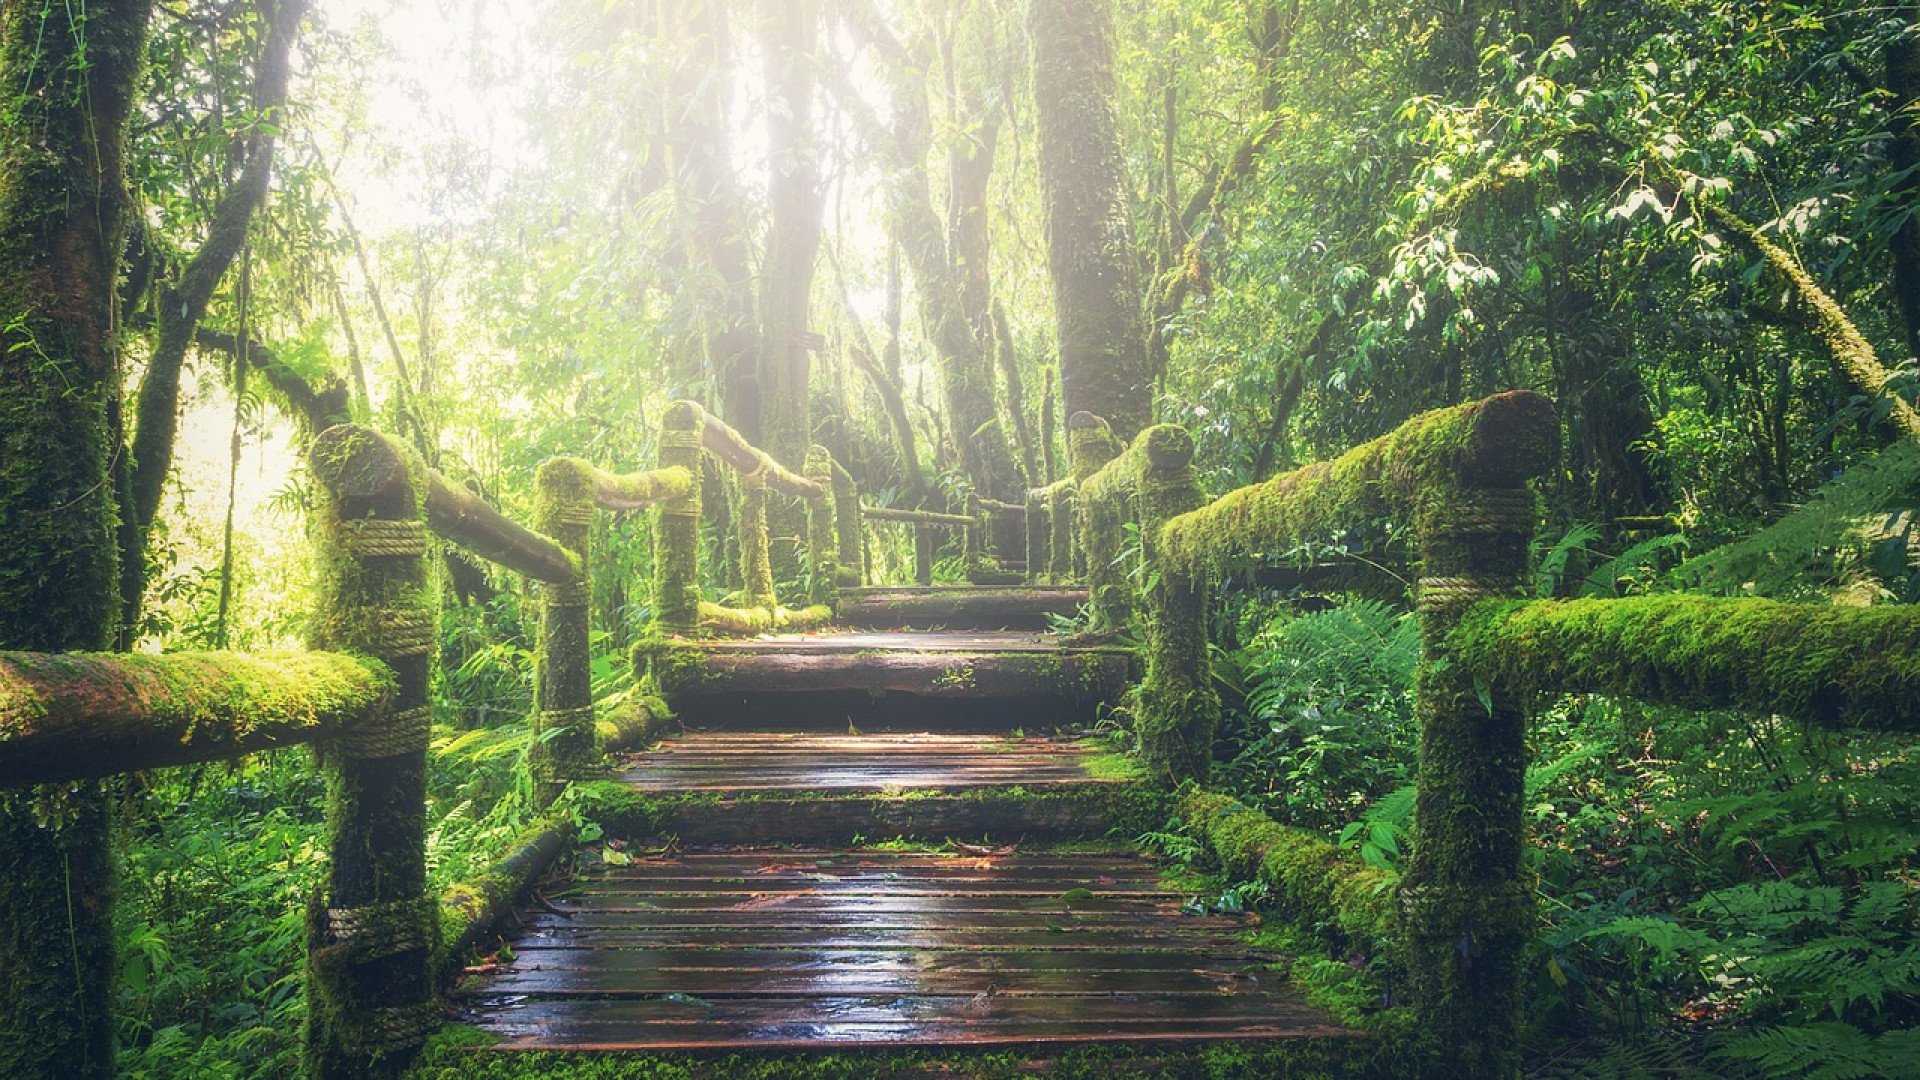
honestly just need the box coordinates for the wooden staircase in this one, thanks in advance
[449,588,1352,1068]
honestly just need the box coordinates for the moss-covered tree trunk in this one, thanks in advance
[653,403,705,634]
[0,2,152,1074]
[1883,5,1920,361]
[304,427,439,1079]
[1030,0,1152,443]
[756,0,822,466]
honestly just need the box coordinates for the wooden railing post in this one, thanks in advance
[736,470,776,610]
[305,425,439,1078]
[914,522,934,586]
[804,445,838,608]
[1399,397,1554,1080]
[654,402,704,634]
[531,460,596,800]
[1025,487,1049,584]
[1067,411,1124,628]
[1130,426,1213,778]
[1052,485,1079,582]
[830,460,863,587]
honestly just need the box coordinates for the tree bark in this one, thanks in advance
[0,2,153,1074]
[756,0,824,466]
[1882,6,1920,360]
[1030,0,1152,441]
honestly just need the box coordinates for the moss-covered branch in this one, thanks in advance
[436,819,573,988]
[1161,391,1557,575]
[1701,200,1920,440]
[0,650,391,787]
[423,469,576,584]
[695,601,834,636]
[536,457,693,511]
[1454,595,1920,730]
[1177,790,1394,953]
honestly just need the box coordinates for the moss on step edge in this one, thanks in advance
[566,779,1173,844]
[401,1022,1400,1080]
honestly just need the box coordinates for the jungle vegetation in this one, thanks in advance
[2,0,1918,1077]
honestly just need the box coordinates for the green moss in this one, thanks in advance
[402,1024,1381,1080]
[653,402,706,634]
[1178,791,1394,953]
[1159,391,1556,578]
[1453,594,1920,729]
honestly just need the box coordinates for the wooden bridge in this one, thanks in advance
[5,391,1918,1079]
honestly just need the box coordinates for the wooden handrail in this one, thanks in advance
[670,398,827,500]
[860,504,974,527]
[0,650,392,787]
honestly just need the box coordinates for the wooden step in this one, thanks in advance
[456,847,1351,1052]
[615,732,1118,793]
[836,586,1088,630]
[652,631,1132,730]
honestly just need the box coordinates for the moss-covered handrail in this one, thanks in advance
[860,504,974,526]
[0,650,392,788]
[650,400,847,635]
[1023,476,1077,586]
[672,398,828,500]
[424,469,576,583]
[1453,595,1920,730]
[976,496,1026,514]
[1160,390,1554,573]
[1078,421,1204,632]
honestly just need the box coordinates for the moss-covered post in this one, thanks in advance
[305,426,440,1079]
[804,445,839,608]
[914,522,934,586]
[1399,395,1556,1080]
[963,490,985,579]
[1025,487,1050,584]
[531,459,596,801]
[1051,485,1078,583]
[830,461,863,586]
[736,469,776,610]
[1068,412,1125,629]
[653,402,704,634]
[1132,426,1214,778]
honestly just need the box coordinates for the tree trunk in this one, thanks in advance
[1030,0,1152,441]
[120,0,308,645]
[666,0,761,439]
[1883,6,1920,360]
[756,0,824,466]
[0,2,152,1075]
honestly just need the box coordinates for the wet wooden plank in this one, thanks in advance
[625,794,1117,845]
[497,947,1274,973]
[688,631,1075,654]
[517,909,1236,930]
[482,966,1272,997]
[467,994,1351,1049]
[508,926,1256,951]
[547,896,1179,916]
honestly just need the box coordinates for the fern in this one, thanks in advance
[1718,1022,1920,1080]
[1537,521,1604,597]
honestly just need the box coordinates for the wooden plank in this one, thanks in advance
[493,947,1274,973]
[506,926,1256,951]
[688,631,1076,653]
[516,909,1244,931]
[547,896,1179,916]
[479,966,1272,997]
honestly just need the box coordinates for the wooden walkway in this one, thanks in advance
[457,847,1346,1049]
[456,596,1347,1056]
[616,732,1113,793]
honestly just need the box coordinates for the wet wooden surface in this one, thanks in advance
[616,733,1112,793]
[457,848,1349,1050]
[687,631,1091,654]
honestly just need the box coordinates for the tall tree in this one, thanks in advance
[1030,0,1152,442]
[0,1,154,1075]
[119,0,308,645]
[757,0,825,466]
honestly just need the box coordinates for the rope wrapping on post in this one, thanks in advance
[323,896,438,962]
[337,703,432,760]
[365,608,435,658]
[339,519,431,559]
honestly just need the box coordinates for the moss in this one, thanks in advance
[402,1025,1381,1080]
[804,446,839,608]
[1452,594,1920,729]
[531,458,599,796]
[1178,791,1394,954]
[695,601,834,636]
[734,471,777,610]
[0,650,393,783]
[307,427,440,1079]
[653,402,706,634]
[1159,391,1556,578]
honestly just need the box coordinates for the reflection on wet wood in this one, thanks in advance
[458,848,1351,1050]
[617,732,1117,793]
